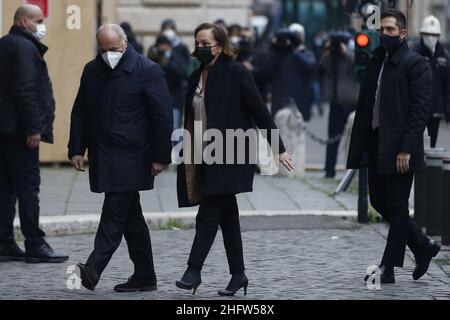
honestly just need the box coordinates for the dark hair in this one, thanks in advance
[194,23,236,60]
[381,8,407,30]
[161,18,176,31]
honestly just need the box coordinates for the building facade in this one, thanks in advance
[116,0,253,52]
[398,0,450,42]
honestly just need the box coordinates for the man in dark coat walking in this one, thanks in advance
[348,9,441,284]
[68,24,173,292]
[0,5,68,263]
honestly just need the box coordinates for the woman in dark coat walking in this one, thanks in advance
[175,23,294,296]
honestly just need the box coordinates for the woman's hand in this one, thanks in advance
[279,152,295,172]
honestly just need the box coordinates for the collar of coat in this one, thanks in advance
[187,55,233,95]
[9,25,48,56]
[373,40,410,65]
[94,45,138,74]
[198,54,233,74]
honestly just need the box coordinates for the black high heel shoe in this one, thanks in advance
[218,273,249,296]
[175,267,202,295]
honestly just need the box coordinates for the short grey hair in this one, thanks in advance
[96,24,128,45]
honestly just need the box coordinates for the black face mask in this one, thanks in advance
[194,46,215,65]
[380,34,403,54]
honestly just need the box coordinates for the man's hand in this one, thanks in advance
[396,152,411,174]
[71,155,85,172]
[152,163,168,176]
[279,152,295,172]
[26,133,41,150]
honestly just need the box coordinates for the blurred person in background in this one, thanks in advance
[120,22,144,55]
[414,15,450,148]
[157,19,192,128]
[226,23,256,64]
[160,18,191,69]
[320,31,359,179]
[249,24,317,122]
[148,35,189,133]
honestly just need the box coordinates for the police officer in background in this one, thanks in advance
[0,5,68,263]
[414,15,450,148]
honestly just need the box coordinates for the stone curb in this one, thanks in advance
[14,210,358,238]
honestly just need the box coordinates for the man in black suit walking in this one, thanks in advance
[348,9,441,284]
[68,24,173,292]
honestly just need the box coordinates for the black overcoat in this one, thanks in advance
[68,47,173,193]
[177,57,286,207]
[347,42,432,174]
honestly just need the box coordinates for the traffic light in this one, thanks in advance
[354,29,379,82]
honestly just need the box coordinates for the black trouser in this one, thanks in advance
[368,130,430,267]
[86,192,156,282]
[188,194,245,275]
[0,135,45,248]
[325,103,353,178]
[427,117,440,148]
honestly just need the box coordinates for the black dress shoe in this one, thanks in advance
[364,265,395,284]
[413,240,441,281]
[0,241,25,262]
[218,273,249,296]
[175,266,201,295]
[114,275,157,293]
[76,263,99,291]
[25,241,69,263]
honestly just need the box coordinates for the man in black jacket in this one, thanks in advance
[0,5,68,263]
[69,24,173,292]
[414,15,450,148]
[348,9,441,284]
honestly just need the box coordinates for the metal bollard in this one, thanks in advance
[425,150,446,236]
[442,156,450,245]
[414,147,445,228]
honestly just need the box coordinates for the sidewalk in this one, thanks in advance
[14,167,360,237]
[38,166,358,215]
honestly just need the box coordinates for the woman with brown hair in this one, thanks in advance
[175,23,294,296]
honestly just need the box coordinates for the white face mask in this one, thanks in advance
[101,51,124,69]
[423,35,439,53]
[230,36,241,46]
[163,29,176,42]
[34,23,46,40]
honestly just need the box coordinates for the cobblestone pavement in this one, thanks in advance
[1,216,449,300]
